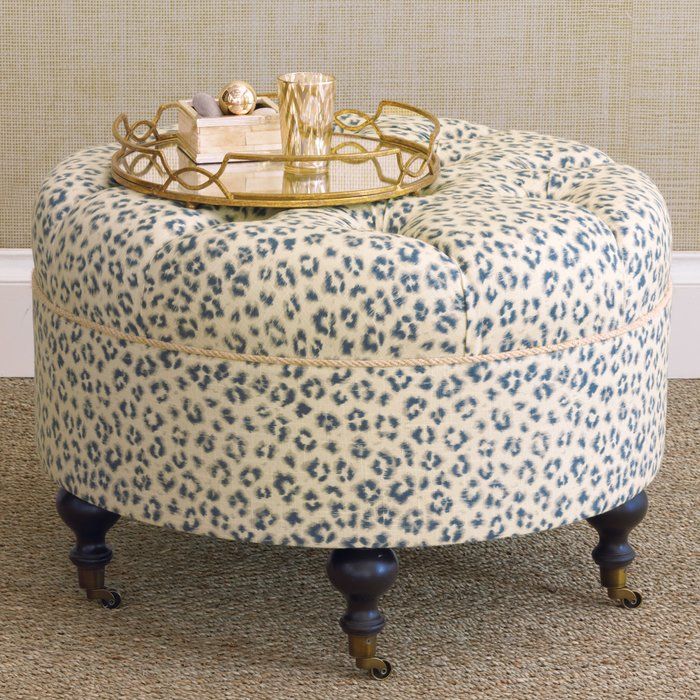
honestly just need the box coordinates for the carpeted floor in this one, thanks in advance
[0,378,698,700]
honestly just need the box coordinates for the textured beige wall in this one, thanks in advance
[1,1,698,248]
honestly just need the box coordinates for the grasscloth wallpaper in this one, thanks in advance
[1,1,698,249]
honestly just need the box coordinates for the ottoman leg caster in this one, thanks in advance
[55,488,122,609]
[327,548,398,680]
[586,490,648,609]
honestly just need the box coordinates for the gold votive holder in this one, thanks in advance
[278,71,336,172]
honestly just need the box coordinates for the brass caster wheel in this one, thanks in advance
[598,567,642,609]
[348,635,393,680]
[86,586,122,609]
[608,587,642,609]
[355,654,393,680]
[368,659,393,680]
[622,592,642,609]
[100,590,122,610]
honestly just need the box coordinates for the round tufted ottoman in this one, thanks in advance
[33,119,670,678]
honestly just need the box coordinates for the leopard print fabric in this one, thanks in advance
[33,119,670,547]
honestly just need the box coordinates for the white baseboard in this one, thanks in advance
[0,250,35,377]
[667,252,700,378]
[2,248,700,378]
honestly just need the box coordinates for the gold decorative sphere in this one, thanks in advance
[217,80,257,115]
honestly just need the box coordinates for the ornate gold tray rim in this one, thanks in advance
[110,99,441,208]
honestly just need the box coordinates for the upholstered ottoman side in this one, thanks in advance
[33,285,669,547]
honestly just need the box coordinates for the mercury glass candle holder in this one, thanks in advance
[278,72,336,172]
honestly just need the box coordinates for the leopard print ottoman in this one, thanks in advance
[33,119,670,678]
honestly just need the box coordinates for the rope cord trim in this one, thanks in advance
[32,273,672,369]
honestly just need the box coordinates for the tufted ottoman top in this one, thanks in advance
[33,120,670,365]
[33,119,671,548]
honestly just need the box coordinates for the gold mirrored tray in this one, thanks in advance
[111,100,440,208]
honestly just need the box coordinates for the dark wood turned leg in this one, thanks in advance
[55,487,122,609]
[326,548,398,679]
[586,490,648,609]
